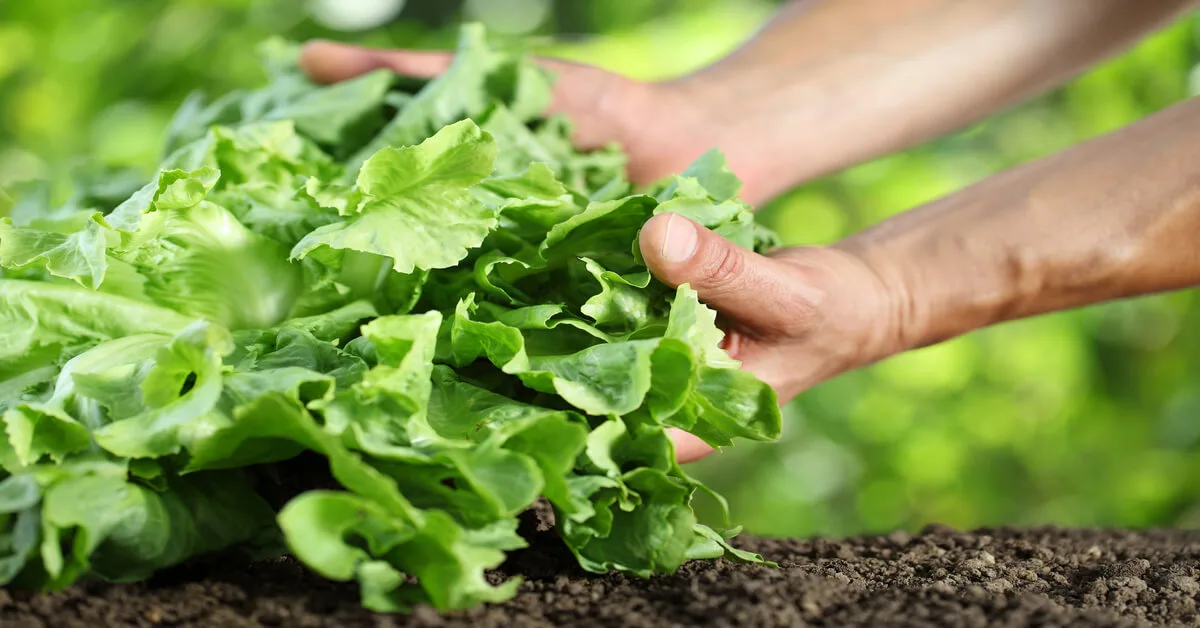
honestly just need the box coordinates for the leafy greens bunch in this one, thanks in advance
[0,24,782,612]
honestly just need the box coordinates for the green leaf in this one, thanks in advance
[105,167,220,232]
[676,148,743,202]
[112,199,305,330]
[0,475,39,513]
[276,299,377,341]
[349,311,442,420]
[291,120,499,274]
[665,284,739,370]
[92,322,234,458]
[263,69,394,147]
[691,365,782,442]
[38,469,275,586]
[689,523,775,566]
[3,405,91,467]
[524,340,658,416]
[0,280,194,377]
[0,508,40,584]
[348,23,499,172]
[277,490,416,582]
[1,333,176,466]
[539,195,656,267]
[578,257,654,331]
[0,216,110,289]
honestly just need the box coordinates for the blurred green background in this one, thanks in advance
[2,0,1198,539]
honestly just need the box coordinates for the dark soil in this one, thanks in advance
[3,517,1197,627]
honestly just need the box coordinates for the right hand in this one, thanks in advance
[638,212,907,462]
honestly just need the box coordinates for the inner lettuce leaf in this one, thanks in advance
[0,23,783,613]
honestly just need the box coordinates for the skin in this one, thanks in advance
[300,0,1200,462]
[650,96,1200,460]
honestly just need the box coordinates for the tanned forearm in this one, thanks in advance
[835,96,1200,355]
[674,0,1198,203]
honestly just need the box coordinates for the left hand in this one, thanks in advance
[299,40,718,197]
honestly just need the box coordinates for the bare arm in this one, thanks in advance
[674,0,1198,203]
[835,96,1200,357]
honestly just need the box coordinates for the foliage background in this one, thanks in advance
[2,0,1198,539]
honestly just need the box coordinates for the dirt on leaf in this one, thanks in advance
[3,515,1197,628]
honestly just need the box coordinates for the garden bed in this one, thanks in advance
[5,512,1197,627]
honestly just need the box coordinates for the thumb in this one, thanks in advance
[639,212,794,327]
[299,40,454,84]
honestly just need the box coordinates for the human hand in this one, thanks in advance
[298,40,720,198]
[650,93,1200,463]
[638,212,904,462]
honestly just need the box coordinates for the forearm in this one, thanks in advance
[678,0,1197,203]
[837,96,1200,355]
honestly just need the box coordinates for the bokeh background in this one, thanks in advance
[2,0,1199,539]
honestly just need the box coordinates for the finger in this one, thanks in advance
[297,41,627,151]
[639,213,796,331]
[669,428,715,464]
[299,40,454,84]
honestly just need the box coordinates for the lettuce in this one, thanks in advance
[0,23,782,612]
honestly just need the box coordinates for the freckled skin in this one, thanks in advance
[300,0,1200,462]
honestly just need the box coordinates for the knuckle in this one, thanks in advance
[700,244,745,288]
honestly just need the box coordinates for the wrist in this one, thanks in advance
[663,54,914,206]
[829,216,1016,360]
[830,185,1052,359]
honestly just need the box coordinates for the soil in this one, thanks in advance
[2,514,1197,628]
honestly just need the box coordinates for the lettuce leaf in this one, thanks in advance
[0,23,784,614]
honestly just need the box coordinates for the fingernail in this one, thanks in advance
[660,214,698,263]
